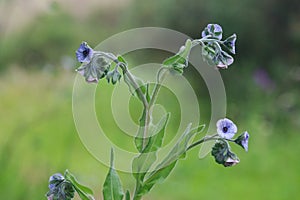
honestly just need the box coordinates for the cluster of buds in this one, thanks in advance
[75,42,121,84]
[46,173,75,200]
[199,24,236,69]
[212,118,249,167]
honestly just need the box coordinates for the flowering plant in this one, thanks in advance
[46,24,249,200]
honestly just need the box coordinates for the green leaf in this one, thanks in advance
[144,113,170,153]
[125,190,130,200]
[132,113,170,197]
[158,124,205,167]
[103,149,124,200]
[134,108,147,152]
[145,83,150,103]
[162,39,192,73]
[64,170,95,200]
[133,124,205,197]
[133,113,169,174]
[137,161,177,196]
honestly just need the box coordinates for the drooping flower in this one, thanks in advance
[201,24,223,40]
[216,118,237,139]
[211,140,240,167]
[235,131,250,152]
[76,55,111,83]
[76,42,94,63]
[223,155,240,167]
[214,50,234,69]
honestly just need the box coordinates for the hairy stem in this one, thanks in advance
[186,134,219,151]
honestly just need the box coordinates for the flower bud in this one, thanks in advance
[222,34,237,54]
[46,173,75,200]
[234,131,249,152]
[211,140,240,167]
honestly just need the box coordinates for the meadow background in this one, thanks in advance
[0,0,300,199]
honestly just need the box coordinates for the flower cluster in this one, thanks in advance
[200,24,237,69]
[75,42,122,84]
[46,173,75,200]
[211,118,249,167]
[50,24,249,200]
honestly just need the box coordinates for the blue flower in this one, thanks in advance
[216,118,237,139]
[235,131,249,152]
[76,42,94,63]
[201,24,223,40]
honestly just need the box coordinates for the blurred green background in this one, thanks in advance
[1,0,300,199]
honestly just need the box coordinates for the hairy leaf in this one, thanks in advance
[64,170,95,200]
[162,39,192,73]
[103,149,124,200]
[132,113,170,182]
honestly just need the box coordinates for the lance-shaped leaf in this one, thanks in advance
[163,39,192,73]
[125,190,130,200]
[134,124,205,197]
[103,149,124,200]
[134,108,148,152]
[157,123,205,167]
[132,113,170,184]
[64,170,95,200]
[136,161,177,197]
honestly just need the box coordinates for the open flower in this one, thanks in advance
[235,131,249,152]
[201,24,223,40]
[76,42,94,63]
[224,155,240,167]
[216,118,237,139]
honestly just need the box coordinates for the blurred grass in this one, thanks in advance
[0,67,300,200]
[0,0,300,199]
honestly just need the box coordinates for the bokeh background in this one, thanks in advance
[1,0,300,199]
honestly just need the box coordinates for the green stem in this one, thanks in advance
[94,51,149,108]
[149,67,168,107]
[120,64,149,108]
[186,134,219,151]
